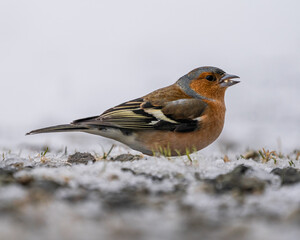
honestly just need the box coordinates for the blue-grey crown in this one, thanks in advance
[176,66,224,100]
[186,66,225,80]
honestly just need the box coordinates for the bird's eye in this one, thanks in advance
[205,75,215,81]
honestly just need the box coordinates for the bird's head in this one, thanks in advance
[177,66,240,100]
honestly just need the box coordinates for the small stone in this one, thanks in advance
[204,165,266,195]
[101,186,149,210]
[0,168,16,185]
[107,174,119,181]
[242,150,260,160]
[30,179,63,192]
[113,154,142,162]
[67,152,96,165]
[271,167,300,185]
[121,168,168,182]
[194,172,201,181]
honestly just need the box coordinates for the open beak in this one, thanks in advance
[219,73,240,87]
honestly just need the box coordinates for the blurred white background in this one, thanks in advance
[0,0,299,152]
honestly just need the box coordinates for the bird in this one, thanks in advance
[27,66,240,156]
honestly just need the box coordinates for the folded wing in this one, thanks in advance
[72,97,207,132]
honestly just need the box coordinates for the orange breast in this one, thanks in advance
[136,100,226,156]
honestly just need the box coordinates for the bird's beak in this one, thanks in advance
[219,74,240,87]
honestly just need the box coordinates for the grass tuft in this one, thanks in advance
[258,148,278,164]
[41,147,49,157]
[185,148,192,164]
[289,160,295,167]
[102,145,115,160]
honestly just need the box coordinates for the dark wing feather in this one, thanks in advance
[72,98,155,130]
[143,98,207,132]
[72,98,207,132]
[161,99,207,121]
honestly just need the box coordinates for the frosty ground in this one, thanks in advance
[0,138,300,240]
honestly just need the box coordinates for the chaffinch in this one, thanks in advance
[27,66,240,156]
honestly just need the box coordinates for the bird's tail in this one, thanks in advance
[26,124,89,135]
